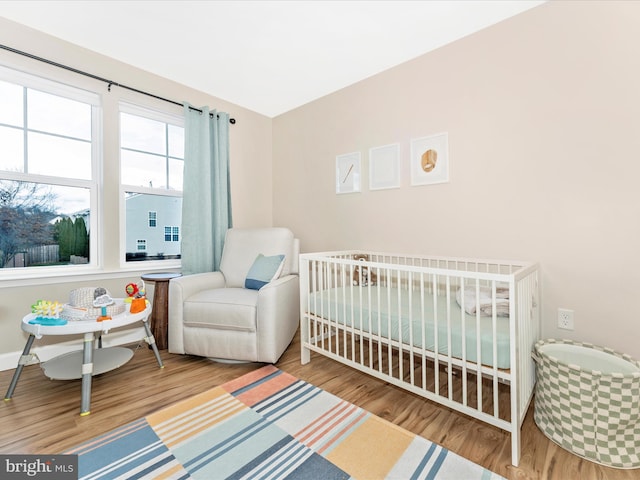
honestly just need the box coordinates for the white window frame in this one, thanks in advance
[119,102,183,270]
[0,64,102,281]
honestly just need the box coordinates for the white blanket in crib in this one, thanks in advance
[456,285,510,317]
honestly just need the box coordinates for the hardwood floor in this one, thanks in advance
[1,334,637,480]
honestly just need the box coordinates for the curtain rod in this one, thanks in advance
[0,43,236,124]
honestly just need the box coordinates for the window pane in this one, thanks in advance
[29,132,92,179]
[125,192,181,261]
[121,150,166,188]
[0,80,23,127]
[121,108,183,264]
[0,67,97,275]
[0,126,24,172]
[168,158,183,191]
[168,124,184,158]
[28,89,91,140]
[0,180,90,269]
[120,112,166,155]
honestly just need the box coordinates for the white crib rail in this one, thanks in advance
[300,251,540,467]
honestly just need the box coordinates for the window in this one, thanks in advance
[0,66,99,273]
[137,239,146,251]
[164,226,180,242]
[120,104,183,264]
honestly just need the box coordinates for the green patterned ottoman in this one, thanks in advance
[533,339,640,469]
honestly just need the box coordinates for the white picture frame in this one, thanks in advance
[369,143,400,191]
[336,151,361,194]
[410,132,449,186]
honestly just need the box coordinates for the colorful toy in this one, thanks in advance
[125,282,139,299]
[28,317,67,326]
[30,300,67,326]
[31,300,63,317]
[96,306,111,322]
[125,280,147,313]
[125,281,146,301]
[92,288,115,322]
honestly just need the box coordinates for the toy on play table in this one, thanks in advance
[93,288,115,322]
[29,300,66,326]
[125,280,147,314]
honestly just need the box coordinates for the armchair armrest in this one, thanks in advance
[168,271,225,353]
[256,274,300,362]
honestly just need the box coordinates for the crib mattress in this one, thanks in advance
[307,286,511,369]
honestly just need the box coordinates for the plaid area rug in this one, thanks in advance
[65,365,504,479]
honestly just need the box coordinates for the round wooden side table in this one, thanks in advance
[141,272,182,349]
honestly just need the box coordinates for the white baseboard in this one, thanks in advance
[0,326,146,372]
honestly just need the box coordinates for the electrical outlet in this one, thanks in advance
[558,308,574,330]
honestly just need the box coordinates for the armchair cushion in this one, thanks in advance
[245,254,285,290]
[183,288,258,332]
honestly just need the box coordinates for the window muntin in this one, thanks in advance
[0,69,99,274]
[120,104,183,265]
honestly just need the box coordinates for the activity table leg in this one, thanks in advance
[80,332,94,416]
[4,334,36,401]
[143,321,164,369]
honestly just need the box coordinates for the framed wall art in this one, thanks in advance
[369,143,400,191]
[410,132,449,186]
[335,151,361,194]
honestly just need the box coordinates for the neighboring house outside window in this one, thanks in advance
[121,103,184,264]
[0,65,99,274]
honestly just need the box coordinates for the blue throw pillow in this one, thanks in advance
[245,254,285,290]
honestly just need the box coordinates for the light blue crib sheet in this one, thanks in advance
[307,286,511,369]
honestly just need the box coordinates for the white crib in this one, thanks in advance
[299,251,540,467]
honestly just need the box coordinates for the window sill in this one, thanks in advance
[0,265,182,289]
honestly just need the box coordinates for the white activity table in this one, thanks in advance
[4,300,163,415]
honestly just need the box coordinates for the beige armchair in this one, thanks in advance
[168,227,300,363]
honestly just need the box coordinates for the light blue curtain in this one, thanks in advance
[181,104,232,274]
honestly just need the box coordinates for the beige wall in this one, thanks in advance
[273,1,640,358]
[0,18,272,358]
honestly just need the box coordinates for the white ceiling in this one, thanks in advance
[0,0,545,118]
